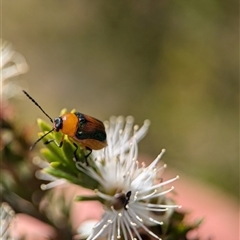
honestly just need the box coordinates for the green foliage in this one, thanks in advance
[37,119,99,190]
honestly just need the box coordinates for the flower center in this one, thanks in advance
[111,191,132,210]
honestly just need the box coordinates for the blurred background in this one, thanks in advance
[3,0,238,202]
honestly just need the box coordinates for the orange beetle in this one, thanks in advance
[23,90,107,164]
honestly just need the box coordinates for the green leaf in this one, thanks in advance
[37,118,52,132]
[60,108,68,116]
[44,167,81,184]
[50,162,61,168]
[75,195,102,202]
[58,137,93,175]
[40,148,65,164]
[44,167,99,190]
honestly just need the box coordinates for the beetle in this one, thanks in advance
[23,90,107,164]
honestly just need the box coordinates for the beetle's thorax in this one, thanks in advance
[54,113,78,137]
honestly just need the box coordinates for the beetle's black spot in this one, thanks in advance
[93,131,106,141]
[74,112,87,130]
[74,112,86,123]
[75,130,86,139]
[54,117,63,132]
[75,129,106,141]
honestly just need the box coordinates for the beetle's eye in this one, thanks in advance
[54,117,63,132]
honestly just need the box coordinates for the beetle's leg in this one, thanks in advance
[84,147,92,166]
[72,143,89,166]
[45,135,64,148]
[85,147,92,158]
[73,142,79,161]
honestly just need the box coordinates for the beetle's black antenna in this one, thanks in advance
[30,128,54,150]
[23,90,53,123]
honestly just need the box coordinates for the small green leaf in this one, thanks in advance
[60,108,68,116]
[61,140,75,160]
[50,162,61,168]
[44,167,81,184]
[39,134,64,160]
[75,195,102,202]
[40,148,58,163]
[37,118,52,132]
[62,140,85,164]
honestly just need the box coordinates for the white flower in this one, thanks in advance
[0,202,15,240]
[76,116,180,240]
[33,156,68,190]
[1,40,28,99]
